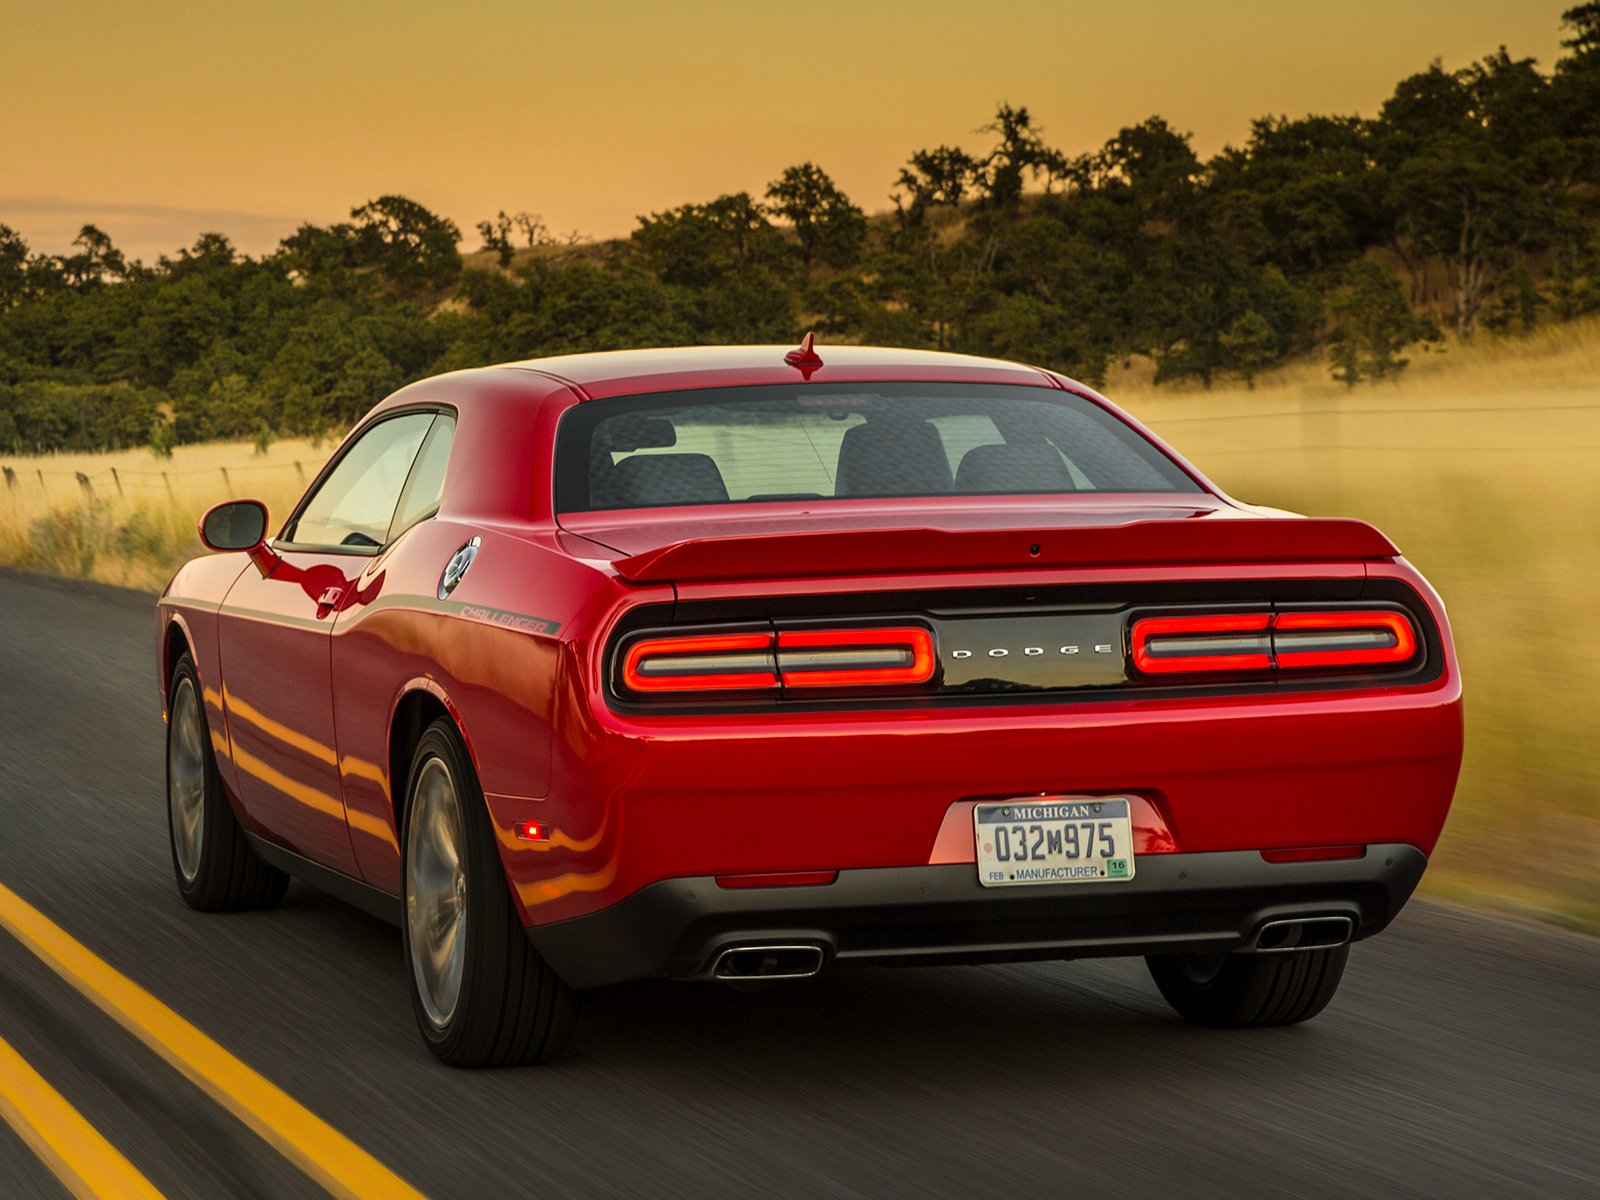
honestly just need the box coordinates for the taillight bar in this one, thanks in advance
[1130,614,1271,674]
[619,626,936,696]
[777,627,935,688]
[622,632,778,693]
[1131,610,1418,676]
[1271,611,1416,668]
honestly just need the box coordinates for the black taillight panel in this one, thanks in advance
[606,579,1442,713]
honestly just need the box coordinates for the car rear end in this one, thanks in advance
[513,373,1462,990]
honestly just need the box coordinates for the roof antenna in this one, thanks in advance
[784,331,823,377]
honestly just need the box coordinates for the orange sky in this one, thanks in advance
[2,1,1571,262]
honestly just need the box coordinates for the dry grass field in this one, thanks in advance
[0,437,327,591]
[3,321,1598,925]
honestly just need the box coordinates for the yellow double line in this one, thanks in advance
[0,882,426,1199]
[0,1034,163,1199]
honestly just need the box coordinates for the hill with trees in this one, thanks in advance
[3,5,1600,455]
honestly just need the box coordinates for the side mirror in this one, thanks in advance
[200,500,282,576]
[199,500,269,552]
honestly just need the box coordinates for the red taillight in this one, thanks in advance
[621,632,778,693]
[1131,613,1272,674]
[1271,611,1416,668]
[1131,610,1418,676]
[515,821,550,842]
[619,626,936,696]
[777,627,936,688]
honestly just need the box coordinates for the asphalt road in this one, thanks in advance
[0,567,1596,1199]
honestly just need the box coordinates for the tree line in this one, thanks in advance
[3,5,1600,455]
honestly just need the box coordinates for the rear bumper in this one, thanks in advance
[528,842,1428,988]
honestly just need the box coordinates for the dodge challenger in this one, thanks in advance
[156,338,1463,1066]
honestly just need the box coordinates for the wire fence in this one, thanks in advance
[0,460,313,505]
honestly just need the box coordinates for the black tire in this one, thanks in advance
[1145,946,1349,1028]
[165,653,289,911]
[401,719,576,1067]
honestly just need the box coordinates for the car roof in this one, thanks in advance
[494,343,1055,398]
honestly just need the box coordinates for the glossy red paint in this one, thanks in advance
[214,548,360,872]
[155,344,1463,968]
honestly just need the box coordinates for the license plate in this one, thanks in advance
[974,798,1136,887]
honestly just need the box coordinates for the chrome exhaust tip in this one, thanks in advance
[712,944,825,981]
[1252,915,1355,952]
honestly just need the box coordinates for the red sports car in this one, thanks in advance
[157,338,1462,1066]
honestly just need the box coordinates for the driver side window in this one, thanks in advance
[286,412,436,550]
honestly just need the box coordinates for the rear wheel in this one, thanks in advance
[166,653,288,911]
[1145,947,1349,1028]
[401,719,576,1067]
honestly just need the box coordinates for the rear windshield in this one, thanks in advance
[554,382,1201,513]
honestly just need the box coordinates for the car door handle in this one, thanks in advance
[315,586,345,617]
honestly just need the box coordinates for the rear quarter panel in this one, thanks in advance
[328,517,670,894]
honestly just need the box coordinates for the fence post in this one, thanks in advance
[220,466,232,496]
[110,467,124,498]
[163,471,175,499]
[2,466,14,491]
[75,472,95,501]
[294,460,305,482]
[37,469,44,489]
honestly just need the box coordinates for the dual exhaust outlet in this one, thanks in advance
[1252,915,1354,952]
[712,944,825,981]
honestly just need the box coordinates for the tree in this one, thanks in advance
[59,225,128,291]
[1096,117,1203,223]
[264,307,403,434]
[1207,115,1379,276]
[975,104,1068,209]
[454,260,694,361]
[1543,218,1600,318]
[1326,260,1440,386]
[893,145,981,224]
[476,211,551,267]
[510,212,550,246]
[1375,60,1546,336]
[476,212,516,267]
[0,226,28,307]
[765,163,867,268]
[632,193,788,288]
[349,195,462,296]
[1561,3,1600,57]
[1221,311,1280,388]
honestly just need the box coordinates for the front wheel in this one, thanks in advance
[166,653,288,911]
[401,719,577,1067]
[1145,946,1349,1028]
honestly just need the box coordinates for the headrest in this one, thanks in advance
[610,453,729,507]
[835,419,953,496]
[954,442,1077,493]
[604,415,677,453]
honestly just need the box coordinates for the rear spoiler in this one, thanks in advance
[610,518,1400,583]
